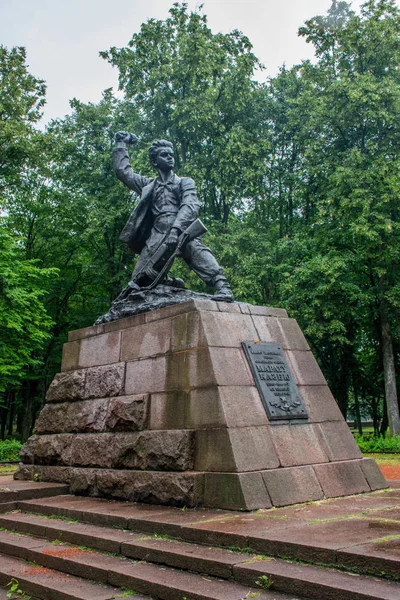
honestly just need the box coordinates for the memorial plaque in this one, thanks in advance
[242,341,308,421]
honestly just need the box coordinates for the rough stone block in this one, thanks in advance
[270,424,329,467]
[149,391,187,430]
[195,427,280,472]
[204,472,271,510]
[121,318,171,361]
[297,385,343,423]
[113,430,194,471]
[35,399,109,434]
[69,467,98,495]
[317,421,363,461]
[63,434,116,468]
[84,363,125,399]
[314,460,370,497]
[45,370,86,403]
[36,396,147,435]
[285,350,327,386]
[61,340,81,372]
[20,434,73,466]
[277,318,310,351]
[262,465,324,507]
[14,465,73,485]
[360,458,388,491]
[26,431,194,471]
[95,469,204,506]
[200,311,259,348]
[78,330,121,368]
[105,394,149,432]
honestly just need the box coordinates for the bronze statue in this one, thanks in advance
[113,132,234,301]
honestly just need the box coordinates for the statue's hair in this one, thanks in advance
[149,139,174,164]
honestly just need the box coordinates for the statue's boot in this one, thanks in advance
[213,279,234,302]
[165,276,185,289]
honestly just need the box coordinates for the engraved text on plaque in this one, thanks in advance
[242,341,308,421]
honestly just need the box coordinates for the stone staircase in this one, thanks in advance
[0,482,400,599]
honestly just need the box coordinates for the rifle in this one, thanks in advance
[115,219,208,301]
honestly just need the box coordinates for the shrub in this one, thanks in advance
[0,439,23,461]
[355,434,400,454]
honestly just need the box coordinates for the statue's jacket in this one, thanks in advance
[114,146,200,254]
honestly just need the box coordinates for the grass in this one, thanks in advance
[0,464,18,476]
[356,434,400,454]
[364,453,400,466]
[0,440,22,462]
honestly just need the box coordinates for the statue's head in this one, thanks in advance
[149,140,175,171]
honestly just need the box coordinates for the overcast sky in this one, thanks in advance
[1,0,373,125]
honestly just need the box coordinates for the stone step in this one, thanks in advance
[0,530,279,600]
[1,514,400,600]
[16,495,400,580]
[0,553,147,600]
[0,480,68,504]
[0,511,252,580]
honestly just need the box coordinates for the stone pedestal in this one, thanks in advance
[15,299,387,510]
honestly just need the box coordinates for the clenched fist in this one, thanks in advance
[114,131,138,145]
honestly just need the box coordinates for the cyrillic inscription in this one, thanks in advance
[242,341,308,421]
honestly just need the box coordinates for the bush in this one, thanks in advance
[0,439,22,461]
[355,434,400,454]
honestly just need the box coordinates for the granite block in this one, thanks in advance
[285,350,327,386]
[195,426,280,473]
[314,460,370,497]
[360,458,388,491]
[45,370,86,403]
[78,331,121,368]
[316,421,363,462]
[297,385,343,423]
[204,472,272,510]
[262,465,324,507]
[121,318,171,361]
[270,423,329,467]
[61,340,81,372]
[84,363,125,399]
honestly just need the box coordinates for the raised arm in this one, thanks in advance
[113,131,152,194]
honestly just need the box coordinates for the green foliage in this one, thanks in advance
[101,2,267,222]
[255,575,273,590]
[6,578,31,599]
[2,1,400,437]
[0,228,57,393]
[0,439,22,461]
[356,435,400,453]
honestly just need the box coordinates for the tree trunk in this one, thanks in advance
[380,306,400,435]
[352,374,363,435]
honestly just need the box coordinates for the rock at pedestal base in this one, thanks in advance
[16,299,387,510]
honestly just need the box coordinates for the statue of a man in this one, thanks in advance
[113,132,234,301]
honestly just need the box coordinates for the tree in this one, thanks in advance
[101,2,267,224]
[0,46,46,195]
[293,0,400,433]
[0,227,56,439]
